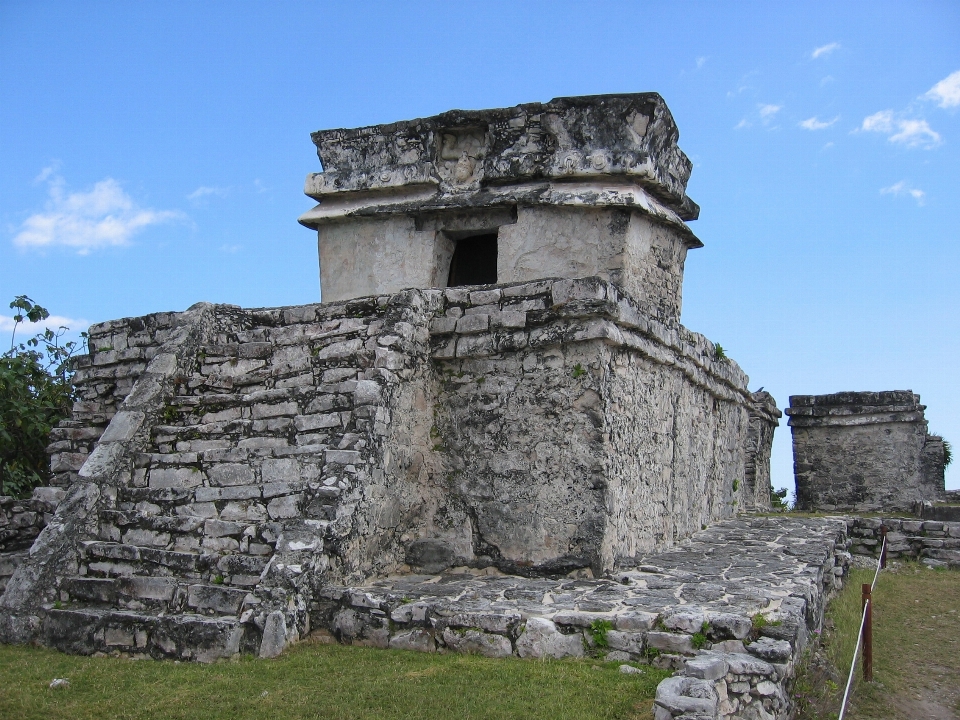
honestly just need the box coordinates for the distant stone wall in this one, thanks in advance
[0,488,64,593]
[846,516,960,568]
[743,391,781,511]
[787,391,946,512]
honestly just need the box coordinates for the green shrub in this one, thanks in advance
[0,296,84,497]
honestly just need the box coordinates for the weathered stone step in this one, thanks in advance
[60,576,251,616]
[42,607,250,662]
[82,541,205,573]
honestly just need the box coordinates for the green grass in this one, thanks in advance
[0,638,671,720]
[795,563,960,719]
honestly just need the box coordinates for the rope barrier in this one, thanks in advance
[837,597,870,720]
[837,529,886,720]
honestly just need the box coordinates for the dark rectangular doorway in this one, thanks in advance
[447,232,497,287]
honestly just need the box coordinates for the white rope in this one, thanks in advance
[871,534,886,591]
[837,598,870,720]
[838,530,886,719]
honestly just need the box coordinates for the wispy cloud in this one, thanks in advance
[0,313,89,335]
[696,56,707,69]
[799,116,839,130]
[220,243,243,253]
[811,42,840,59]
[880,181,925,205]
[734,118,751,130]
[759,104,782,120]
[923,70,960,108]
[187,186,229,202]
[859,110,940,148]
[13,172,182,254]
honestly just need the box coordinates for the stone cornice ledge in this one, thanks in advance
[429,277,751,405]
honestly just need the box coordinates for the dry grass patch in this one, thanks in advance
[796,563,960,719]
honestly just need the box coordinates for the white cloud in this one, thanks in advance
[799,116,839,130]
[880,181,925,205]
[889,119,940,146]
[820,76,835,86]
[759,104,782,119]
[696,56,707,69]
[220,244,243,253]
[923,70,960,108]
[0,314,89,335]
[860,110,940,147]
[734,118,751,130]
[812,42,840,59]
[13,174,181,254]
[187,186,229,202]
[861,110,894,133]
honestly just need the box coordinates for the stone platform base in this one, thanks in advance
[317,516,849,720]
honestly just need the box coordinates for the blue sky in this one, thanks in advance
[1,1,958,492]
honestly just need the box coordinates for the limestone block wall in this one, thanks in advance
[846,516,960,568]
[427,276,762,575]
[48,313,179,488]
[496,207,690,324]
[787,391,946,512]
[743,391,781,511]
[2,275,774,660]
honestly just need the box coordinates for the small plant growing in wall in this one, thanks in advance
[713,343,727,361]
[691,621,710,650]
[941,437,953,468]
[572,363,587,379]
[589,619,613,648]
[732,479,740,492]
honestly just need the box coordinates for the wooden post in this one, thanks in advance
[861,583,873,682]
[879,525,887,569]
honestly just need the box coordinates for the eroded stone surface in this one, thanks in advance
[299,94,705,312]
[788,391,947,511]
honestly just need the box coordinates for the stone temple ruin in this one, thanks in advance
[787,391,948,513]
[4,93,954,720]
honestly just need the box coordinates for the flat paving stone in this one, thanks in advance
[321,516,849,640]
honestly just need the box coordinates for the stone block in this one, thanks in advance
[267,494,303,519]
[441,628,512,658]
[455,314,489,335]
[683,653,729,681]
[207,464,255,487]
[252,402,299,419]
[150,468,203,489]
[654,676,718,717]
[389,629,436,653]
[259,611,287,658]
[646,632,695,654]
[516,618,584,659]
[261,458,300,484]
[203,519,245,538]
[294,414,342,432]
[119,576,176,601]
[220,501,268,522]
[187,584,247,614]
[606,630,645,654]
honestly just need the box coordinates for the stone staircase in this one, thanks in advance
[37,298,413,659]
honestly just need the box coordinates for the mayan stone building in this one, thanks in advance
[787,391,947,512]
[0,94,779,662]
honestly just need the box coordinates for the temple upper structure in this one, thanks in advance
[299,93,702,325]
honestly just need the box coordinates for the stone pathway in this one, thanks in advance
[318,516,849,719]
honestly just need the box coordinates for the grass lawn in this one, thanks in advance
[0,638,671,720]
[796,563,960,719]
